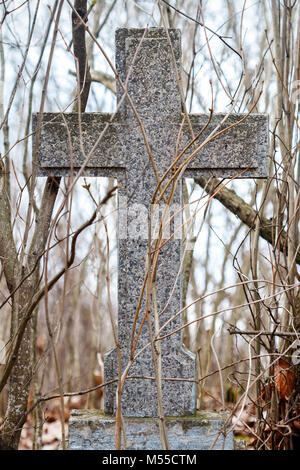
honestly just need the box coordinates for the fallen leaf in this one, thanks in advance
[274,359,294,400]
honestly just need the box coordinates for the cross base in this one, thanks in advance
[68,410,234,450]
[104,345,197,417]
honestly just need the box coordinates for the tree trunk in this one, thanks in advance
[1,279,36,448]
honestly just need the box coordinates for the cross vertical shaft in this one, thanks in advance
[105,29,196,417]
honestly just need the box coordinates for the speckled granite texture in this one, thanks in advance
[68,410,234,450]
[33,28,269,422]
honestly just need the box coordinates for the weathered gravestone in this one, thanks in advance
[33,28,268,450]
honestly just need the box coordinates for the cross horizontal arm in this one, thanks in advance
[183,113,269,178]
[32,113,128,177]
[33,112,268,179]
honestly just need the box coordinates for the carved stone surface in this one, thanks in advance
[33,112,268,178]
[68,410,234,450]
[33,27,269,426]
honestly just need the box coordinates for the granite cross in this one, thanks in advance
[33,28,268,419]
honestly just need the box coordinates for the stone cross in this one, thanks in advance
[33,28,268,419]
